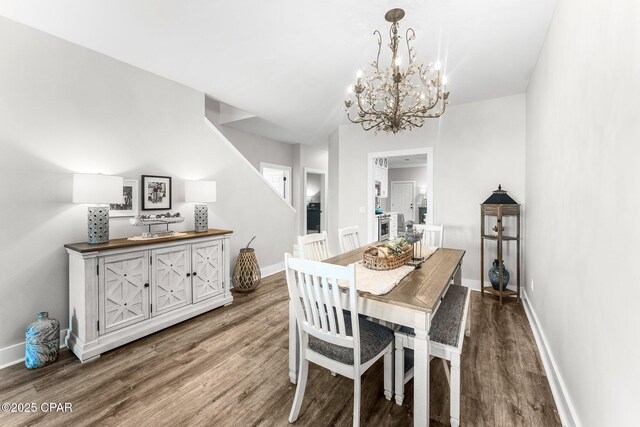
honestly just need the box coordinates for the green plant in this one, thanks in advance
[384,238,408,255]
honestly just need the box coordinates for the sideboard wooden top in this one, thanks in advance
[65,229,233,253]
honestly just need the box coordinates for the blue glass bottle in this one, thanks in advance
[25,312,59,369]
[488,259,510,291]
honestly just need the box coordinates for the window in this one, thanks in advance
[260,162,292,205]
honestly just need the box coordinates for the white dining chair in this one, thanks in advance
[338,226,361,254]
[413,224,444,248]
[285,254,394,426]
[298,232,330,261]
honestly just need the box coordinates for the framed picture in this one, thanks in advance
[110,179,139,217]
[141,175,172,210]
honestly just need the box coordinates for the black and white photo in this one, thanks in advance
[110,179,138,217]
[141,175,172,210]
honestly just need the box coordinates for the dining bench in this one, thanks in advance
[394,284,471,427]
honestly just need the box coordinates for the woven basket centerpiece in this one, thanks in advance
[362,239,413,271]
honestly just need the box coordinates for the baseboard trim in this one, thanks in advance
[261,262,284,278]
[461,278,483,291]
[0,329,68,370]
[522,290,580,427]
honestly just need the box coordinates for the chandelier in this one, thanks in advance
[344,8,449,133]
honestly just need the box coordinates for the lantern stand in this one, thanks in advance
[480,185,521,304]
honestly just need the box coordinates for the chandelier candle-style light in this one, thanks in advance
[345,8,449,133]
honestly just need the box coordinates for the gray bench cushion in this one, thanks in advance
[404,347,415,372]
[309,314,394,365]
[399,285,469,347]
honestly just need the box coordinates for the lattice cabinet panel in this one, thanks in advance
[192,241,224,303]
[99,251,150,335]
[152,246,192,316]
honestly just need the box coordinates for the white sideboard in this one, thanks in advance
[64,229,233,362]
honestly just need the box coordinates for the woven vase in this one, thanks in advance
[232,248,261,293]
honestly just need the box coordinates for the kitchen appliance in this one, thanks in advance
[378,214,390,242]
[307,202,321,233]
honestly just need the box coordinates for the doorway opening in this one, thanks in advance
[260,162,292,206]
[303,168,327,234]
[367,148,433,243]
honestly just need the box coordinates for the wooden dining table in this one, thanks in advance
[288,246,465,427]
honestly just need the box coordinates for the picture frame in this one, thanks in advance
[110,179,139,217]
[141,175,172,210]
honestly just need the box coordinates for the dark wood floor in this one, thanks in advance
[0,273,560,426]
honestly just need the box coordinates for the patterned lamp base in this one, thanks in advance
[194,203,208,233]
[87,206,110,244]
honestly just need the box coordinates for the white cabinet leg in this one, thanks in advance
[454,263,462,285]
[413,313,430,427]
[450,352,461,427]
[394,334,405,405]
[288,299,298,384]
[353,376,361,427]
[384,346,393,400]
[442,359,451,386]
[288,358,308,423]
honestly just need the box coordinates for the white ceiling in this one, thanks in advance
[388,154,428,169]
[0,0,557,146]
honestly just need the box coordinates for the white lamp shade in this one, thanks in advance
[419,187,427,195]
[73,174,124,204]
[185,180,217,203]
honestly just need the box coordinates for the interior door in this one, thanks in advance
[152,245,191,316]
[304,170,327,234]
[391,182,415,222]
[99,251,150,335]
[192,240,223,303]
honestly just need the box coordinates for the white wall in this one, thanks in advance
[387,166,429,222]
[205,98,295,173]
[525,0,640,425]
[327,129,340,255]
[332,94,526,284]
[204,102,328,240]
[0,17,296,363]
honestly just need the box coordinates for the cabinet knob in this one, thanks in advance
[192,272,198,277]
[186,273,191,277]
[144,283,149,288]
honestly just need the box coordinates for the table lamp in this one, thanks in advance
[73,173,124,244]
[185,180,217,233]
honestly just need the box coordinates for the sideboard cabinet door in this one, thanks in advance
[192,241,223,303]
[99,251,150,335]
[152,245,192,316]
